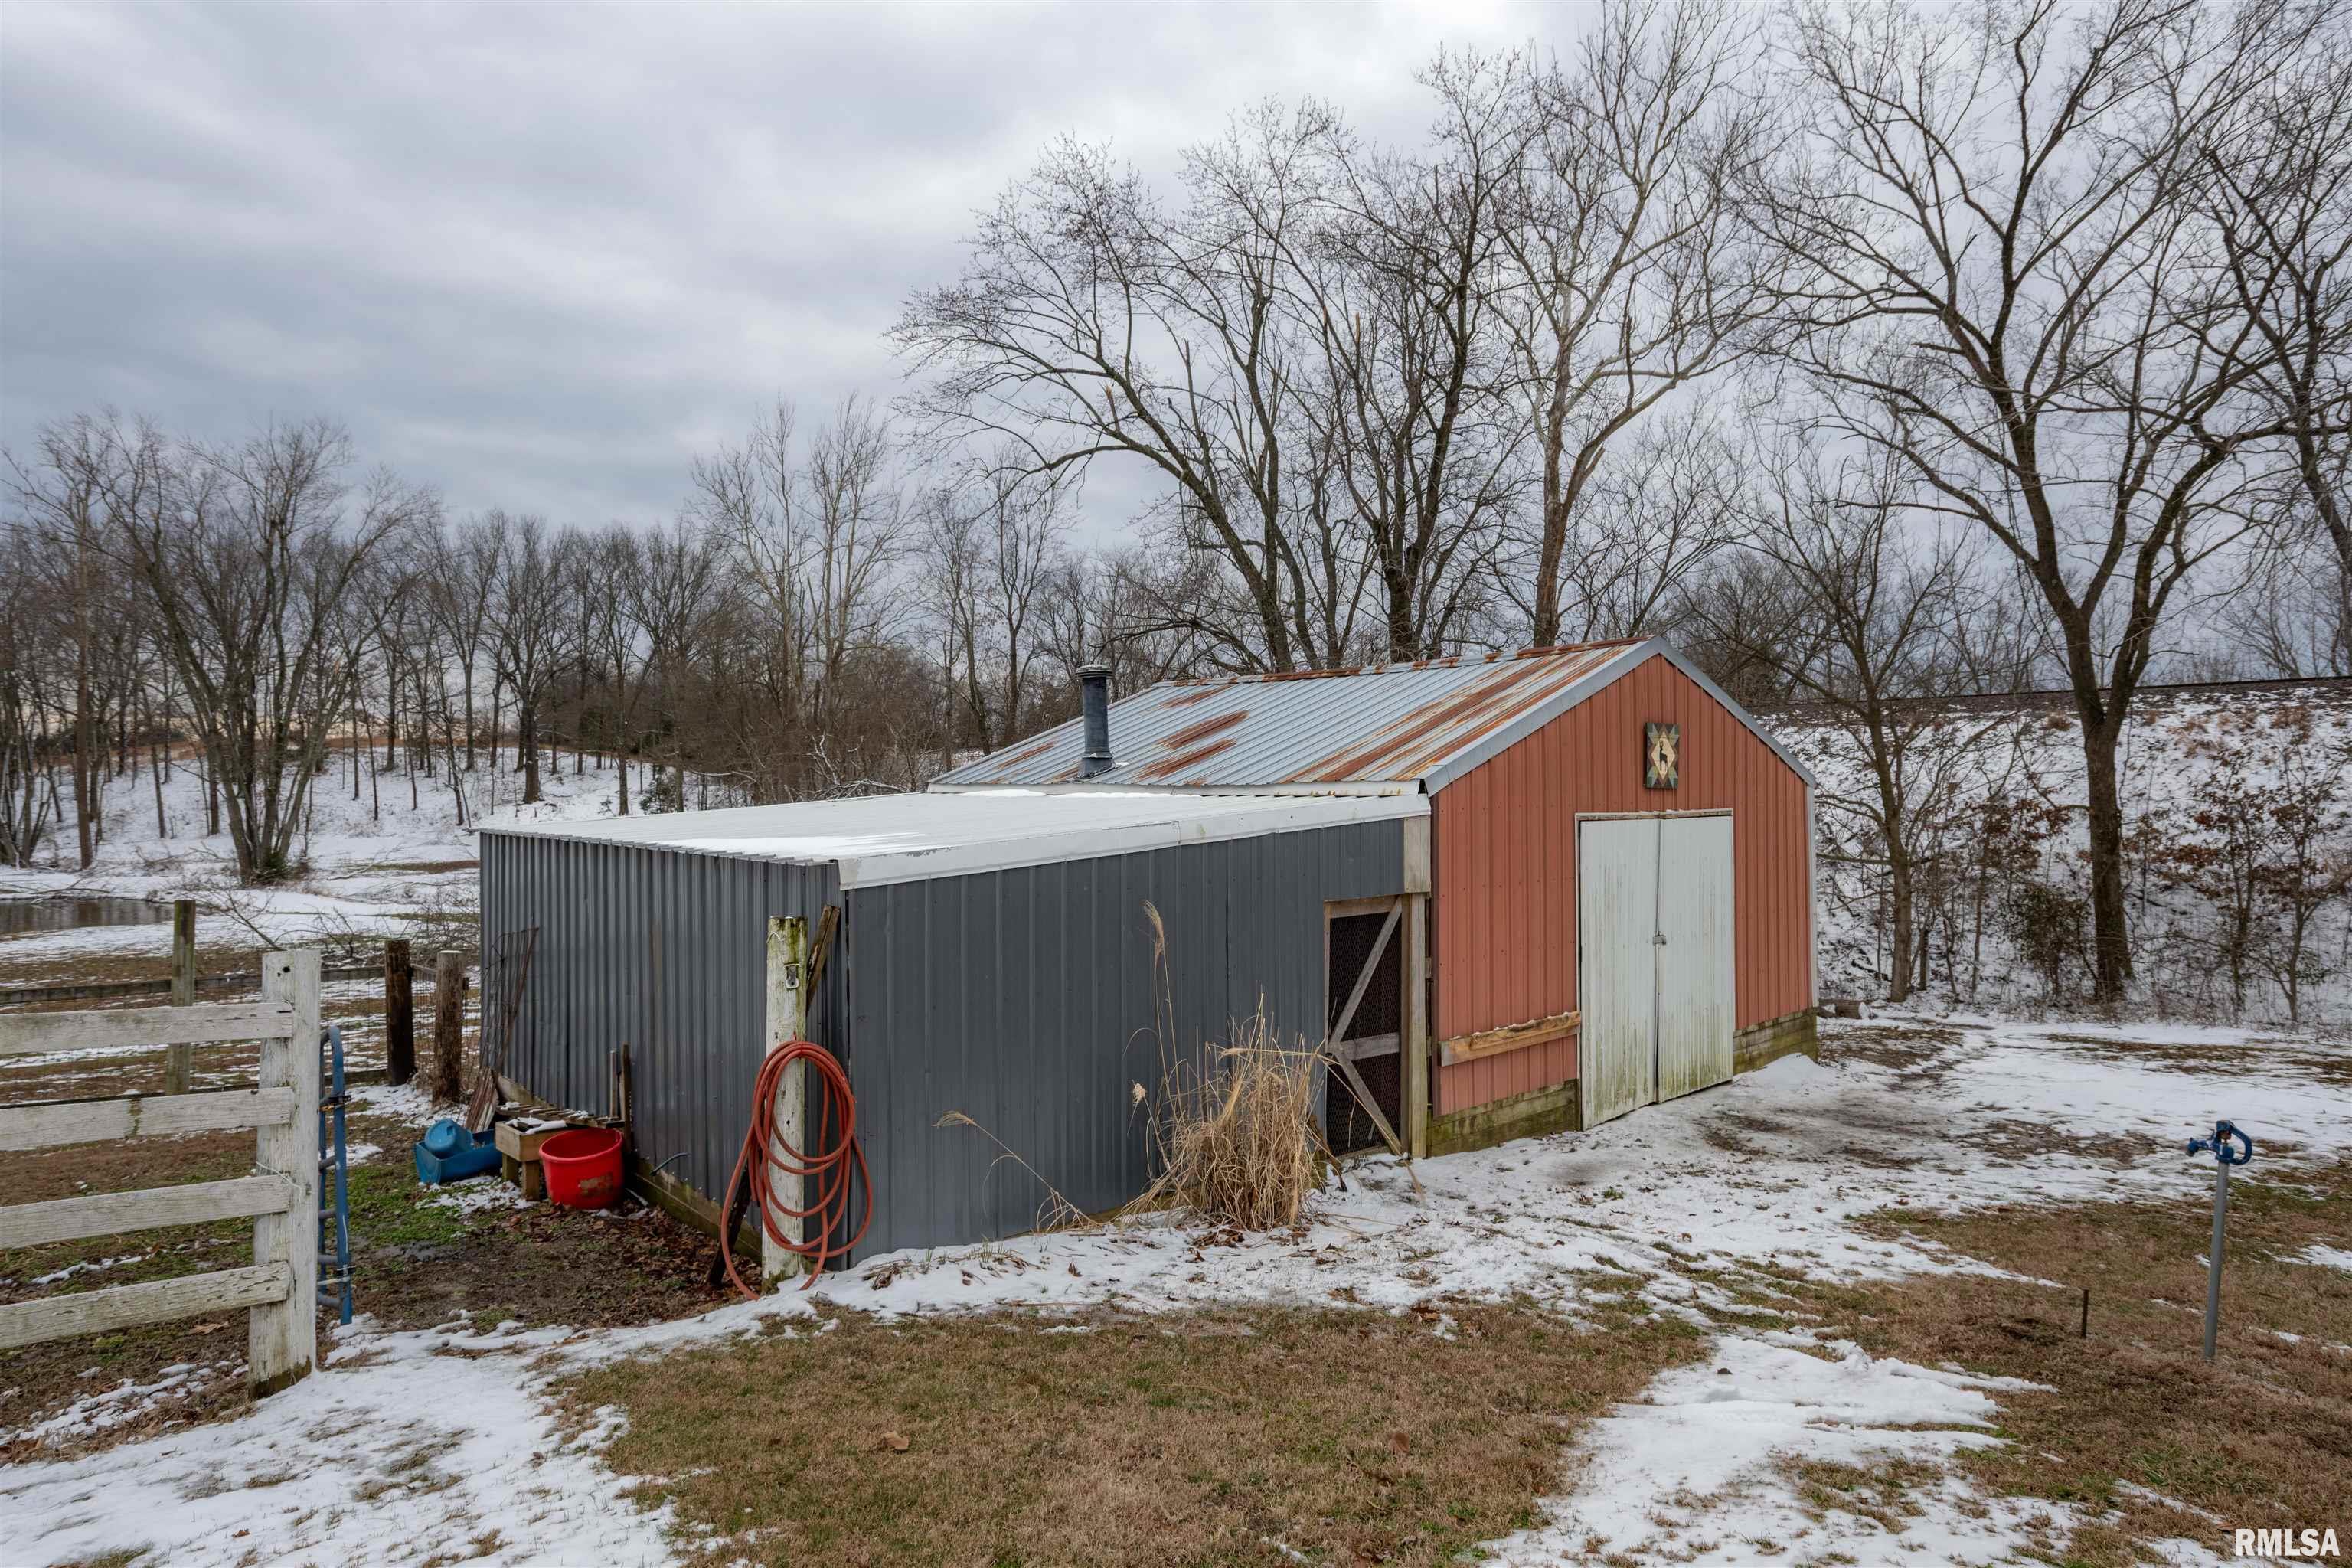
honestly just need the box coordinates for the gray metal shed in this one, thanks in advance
[479,789,1426,1260]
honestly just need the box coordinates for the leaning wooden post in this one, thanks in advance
[431,949,467,1103]
[383,939,414,1086]
[250,946,320,1396]
[762,916,808,1285]
[162,900,197,1094]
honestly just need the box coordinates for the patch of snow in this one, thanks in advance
[1487,1334,2057,1565]
[0,1302,801,1567]
[349,1080,443,1129]
[0,1359,240,1452]
[28,1254,145,1287]
[2292,1243,2352,1272]
[422,1174,534,1214]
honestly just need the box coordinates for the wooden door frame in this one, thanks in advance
[1320,891,1431,1158]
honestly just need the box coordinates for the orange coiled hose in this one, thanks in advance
[719,1040,871,1297]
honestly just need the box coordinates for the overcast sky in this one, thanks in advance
[2,2,1547,533]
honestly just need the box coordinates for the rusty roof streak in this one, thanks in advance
[1137,736,1240,782]
[1161,687,1223,707]
[1284,654,1569,782]
[1156,708,1247,752]
[1387,656,1606,778]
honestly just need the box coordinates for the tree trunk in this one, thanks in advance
[521,701,541,805]
[1886,850,1916,1006]
[2078,717,2132,1002]
[73,661,93,870]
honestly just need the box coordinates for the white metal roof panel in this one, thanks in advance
[476,787,1425,887]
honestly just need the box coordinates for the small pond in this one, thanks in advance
[0,897,175,938]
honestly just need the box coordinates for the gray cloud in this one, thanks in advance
[2,1,1537,528]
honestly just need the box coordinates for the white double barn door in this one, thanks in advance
[1577,814,1736,1129]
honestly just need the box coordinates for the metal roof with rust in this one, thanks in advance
[931,638,1811,794]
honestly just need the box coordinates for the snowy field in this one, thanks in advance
[0,750,648,970]
[3,1008,2345,1567]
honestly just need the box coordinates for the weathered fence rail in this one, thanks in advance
[0,961,462,1008]
[0,949,321,1395]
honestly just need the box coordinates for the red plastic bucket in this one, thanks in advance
[538,1127,624,1210]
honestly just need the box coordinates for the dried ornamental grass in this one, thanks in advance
[1138,1014,1327,1232]
[1132,902,1337,1232]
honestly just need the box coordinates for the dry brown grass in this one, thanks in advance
[561,1294,1709,1568]
[1127,903,1345,1234]
[1138,1011,1328,1234]
[1772,1165,2352,1565]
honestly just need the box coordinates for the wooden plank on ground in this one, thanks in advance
[0,1174,296,1249]
[0,1002,297,1058]
[0,1263,291,1352]
[1438,1010,1582,1068]
[0,1088,297,1153]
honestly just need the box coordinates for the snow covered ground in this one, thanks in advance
[5,746,2348,1565]
[1775,684,2352,1026]
[5,1011,2345,1567]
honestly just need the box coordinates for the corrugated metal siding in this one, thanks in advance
[847,820,1403,1256]
[482,817,1406,1261]
[479,833,842,1207]
[1432,653,1814,1112]
[933,642,1642,789]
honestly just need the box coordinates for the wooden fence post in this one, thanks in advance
[163,900,196,1094]
[384,939,414,1086]
[763,916,807,1285]
[250,947,319,1396]
[431,949,466,1103]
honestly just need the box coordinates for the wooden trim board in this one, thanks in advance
[1437,1010,1580,1067]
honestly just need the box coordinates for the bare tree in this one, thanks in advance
[485,512,576,807]
[1518,403,1745,641]
[1298,53,1524,659]
[897,112,1374,672]
[113,417,433,882]
[1493,0,1785,646]
[0,521,61,866]
[1752,0,2332,1000]
[610,514,724,813]
[2203,36,2352,644]
[1712,444,2014,1001]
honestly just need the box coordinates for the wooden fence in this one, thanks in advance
[0,949,322,1396]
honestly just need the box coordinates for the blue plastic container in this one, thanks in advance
[413,1119,501,1184]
